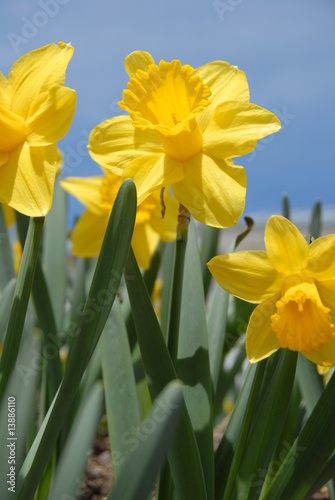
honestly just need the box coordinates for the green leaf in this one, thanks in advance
[160,242,175,338]
[101,300,142,480]
[125,247,208,500]
[0,216,44,401]
[17,179,137,500]
[15,212,62,401]
[177,220,214,500]
[0,204,15,290]
[215,363,260,499]
[42,174,67,331]
[296,354,324,417]
[220,359,267,500]
[0,278,16,344]
[309,200,322,239]
[207,217,254,402]
[236,350,297,500]
[200,225,220,298]
[261,369,335,499]
[47,382,104,500]
[110,381,185,500]
[0,332,41,498]
[281,193,290,220]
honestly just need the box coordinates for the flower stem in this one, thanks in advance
[0,216,45,401]
[166,204,191,366]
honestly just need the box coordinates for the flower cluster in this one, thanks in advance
[1,42,334,368]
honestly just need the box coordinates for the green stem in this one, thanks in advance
[0,216,44,400]
[166,204,190,366]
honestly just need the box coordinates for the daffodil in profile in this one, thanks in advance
[208,215,335,367]
[0,42,76,216]
[61,171,178,269]
[88,51,280,228]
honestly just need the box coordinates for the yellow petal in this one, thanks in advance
[88,115,163,176]
[9,41,74,119]
[271,282,335,354]
[303,337,335,368]
[0,104,25,151]
[246,295,281,363]
[71,210,109,257]
[26,86,76,146]
[172,155,246,228]
[60,176,106,215]
[315,279,335,312]
[208,251,283,303]
[149,189,178,241]
[0,142,58,216]
[306,234,335,280]
[123,153,184,205]
[194,61,249,131]
[132,223,160,269]
[0,151,9,167]
[120,59,211,132]
[124,50,155,78]
[0,71,12,109]
[202,101,281,158]
[265,215,309,274]
[1,204,15,228]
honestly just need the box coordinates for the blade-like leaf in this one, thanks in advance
[261,369,335,499]
[0,204,15,290]
[101,301,141,480]
[110,381,185,500]
[0,216,44,401]
[0,332,41,499]
[309,200,322,239]
[177,220,214,499]
[17,179,137,500]
[43,174,67,331]
[0,278,16,344]
[235,350,297,500]
[47,382,104,500]
[125,247,208,500]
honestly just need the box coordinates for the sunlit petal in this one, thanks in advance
[9,41,74,118]
[60,176,106,215]
[246,295,281,363]
[202,101,281,158]
[306,234,335,280]
[26,86,76,146]
[265,215,309,274]
[88,115,163,175]
[172,155,246,227]
[124,50,155,78]
[132,223,160,269]
[71,210,109,257]
[0,142,58,216]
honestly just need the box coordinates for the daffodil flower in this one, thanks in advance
[0,42,76,216]
[61,171,178,269]
[88,51,280,228]
[208,215,335,367]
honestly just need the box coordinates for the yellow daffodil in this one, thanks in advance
[61,171,178,269]
[0,42,76,216]
[208,215,335,367]
[88,51,280,228]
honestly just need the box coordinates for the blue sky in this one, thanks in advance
[1,0,334,226]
